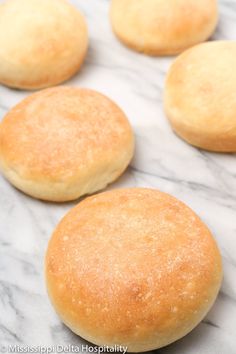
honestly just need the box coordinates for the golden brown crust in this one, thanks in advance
[110,0,218,56]
[45,188,222,352]
[164,41,236,152]
[0,87,134,201]
[0,0,88,89]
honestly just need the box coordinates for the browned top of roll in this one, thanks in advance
[0,87,134,201]
[46,188,222,351]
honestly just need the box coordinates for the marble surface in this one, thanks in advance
[0,0,236,353]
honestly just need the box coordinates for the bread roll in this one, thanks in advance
[0,0,88,89]
[45,188,222,352]
[110,0,218,56]
[164,41,236,152]
[0,87,134,202]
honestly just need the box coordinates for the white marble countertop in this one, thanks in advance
[0,0,236,353]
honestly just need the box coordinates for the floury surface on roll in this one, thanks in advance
[110,0,218,56]
[164,41,236,152]
[45,188,222,352]
[0,87,134,202]
[0,0,88,89]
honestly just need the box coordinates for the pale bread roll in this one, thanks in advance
[0,0,88,89]
[46,188,222,352]
[0,87,134,202]
[110,0,218,56]
[164,41,236,152]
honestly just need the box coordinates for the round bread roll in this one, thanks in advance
[0,87,134,202]
[164,41,236,152]
[0,0,88,89]
[45,188,222,352]
[110,0,218,56]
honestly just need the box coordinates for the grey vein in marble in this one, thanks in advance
[0,0,236,353]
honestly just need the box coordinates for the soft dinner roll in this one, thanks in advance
[0,87,134,202]
[164,41,236,152]
[110,0,218,56]
[0,0,88,89]
[45,188,222,352]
